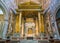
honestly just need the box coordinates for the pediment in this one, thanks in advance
[18,1,42,9]
[20,1,39,5]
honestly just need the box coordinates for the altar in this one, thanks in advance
[12,1,45,40]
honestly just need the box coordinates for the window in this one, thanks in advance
[0,8,3,14]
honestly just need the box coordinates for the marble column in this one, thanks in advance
[38,12,45,39]
[3,14,9,39]
[19,12,22,37]
[21,18,24,37]
[38,12,41,34]
[36,17,38,36]
[41,14,44,33]
[3,20,8,39]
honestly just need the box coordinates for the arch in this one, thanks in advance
[50,4,60,39]
[55,5,60,17]
[45,2,60,39]
[56,8,60,35]
[56,8,60,19]
[0,1,9,39]
[54,5,60,31]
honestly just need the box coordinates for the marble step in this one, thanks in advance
[0,40,49,43]
[38,40,49,43]
[20,40,38,43]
